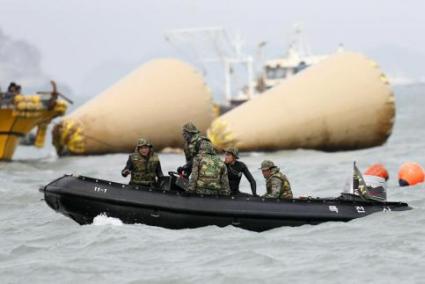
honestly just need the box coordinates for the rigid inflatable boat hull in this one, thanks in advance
[42,175,411,232]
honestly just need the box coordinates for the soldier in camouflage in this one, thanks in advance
[260,160,293,199]
[122,138,163,186]
[187,140,230,196]
[177,122,211,177]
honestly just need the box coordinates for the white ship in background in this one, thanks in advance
[164,25,342,109]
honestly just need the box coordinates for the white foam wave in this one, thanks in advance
[92,214,123,226]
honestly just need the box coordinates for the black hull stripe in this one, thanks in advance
[0,131,25,137]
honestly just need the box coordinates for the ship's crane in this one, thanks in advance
[164,25,330,105]
[164,27,255,105]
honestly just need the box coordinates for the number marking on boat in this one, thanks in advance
[356,206,366,213]
[94,186,108,193]
[329,205,339,213]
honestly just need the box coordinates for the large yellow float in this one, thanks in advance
[52,59,215,155]
[208,52,395,151]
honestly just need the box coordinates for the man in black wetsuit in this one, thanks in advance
[223,147,257,196]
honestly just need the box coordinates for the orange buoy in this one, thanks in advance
[398,162,425,187]
[364,163,389,181]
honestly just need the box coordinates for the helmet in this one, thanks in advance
[260,160,276,170]
[224,147,239,159]
[136,138,152,148]
[182,122,200,134]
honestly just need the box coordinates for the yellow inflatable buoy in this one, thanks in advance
[208,52,395,152]
[52,58,216,156]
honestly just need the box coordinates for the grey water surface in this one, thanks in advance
[1,85,424,283]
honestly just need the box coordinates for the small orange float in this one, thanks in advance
[398,162,425,187]
[364,163,389,181]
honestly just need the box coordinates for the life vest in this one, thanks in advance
[130,152,160,185]
[266,169,293,199]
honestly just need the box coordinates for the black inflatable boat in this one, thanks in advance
[41,174,411,232]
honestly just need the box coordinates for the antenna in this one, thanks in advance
[287,23,311,58]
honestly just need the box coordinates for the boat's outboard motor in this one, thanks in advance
[353,162,387,202]
[364,175,387,201]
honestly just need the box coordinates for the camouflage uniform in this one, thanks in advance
[184,133,205,163]
[122,138,163,186]
[261,160,293,199]
[180,122,210,175]
[188,140,230,195]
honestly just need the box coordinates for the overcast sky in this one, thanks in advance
[0,0,424,99]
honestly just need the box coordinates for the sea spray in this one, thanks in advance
[93,214,123,226]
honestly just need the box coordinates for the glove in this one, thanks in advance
[177,167,184,174]
[121,169,130,177]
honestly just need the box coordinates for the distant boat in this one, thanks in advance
[164,25,342,109]
[254,47,328,92]
[0,81,69,160]
[231,26,343,107]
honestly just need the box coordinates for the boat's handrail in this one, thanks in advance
[55,174,408,207]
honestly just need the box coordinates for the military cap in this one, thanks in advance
[182,122,200,134]
[224,147,239,159]
[137,138,152,147]
[260,160,276,170]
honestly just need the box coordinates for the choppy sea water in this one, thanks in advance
[1,84,425,283]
